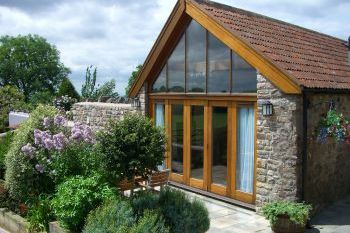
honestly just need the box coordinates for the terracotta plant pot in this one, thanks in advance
[271,215,306,233]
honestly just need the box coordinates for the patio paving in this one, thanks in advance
[306,195,350,233]
[184,191,271,233]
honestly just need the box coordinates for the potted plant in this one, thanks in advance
[262,201,312,233]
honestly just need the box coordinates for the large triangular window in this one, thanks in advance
[151,19,257,94]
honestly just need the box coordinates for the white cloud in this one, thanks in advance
[0,0,349,95]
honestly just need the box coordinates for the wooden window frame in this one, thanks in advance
[150,97,257,204]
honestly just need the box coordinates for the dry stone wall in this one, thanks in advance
[256,74,303,209]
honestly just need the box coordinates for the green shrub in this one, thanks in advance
[83,197,134,233]
[130,210,169,233]
[131,191,160,219]
[262,201,312,226]
[51,175,116,232]
[5,105,59,202]
[83,198,169,233]
[0,131,14,179]
[158,187,210,233]
[0,180,19,212]
[57,77,80,100]
[97,113,166,183]
[27,194,55,232]
[29,90,54,107]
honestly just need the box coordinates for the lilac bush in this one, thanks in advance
[20,115,95,183]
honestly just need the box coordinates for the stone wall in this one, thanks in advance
[304,93,350,211]
[256,74,303,208]
[71,102,142,130]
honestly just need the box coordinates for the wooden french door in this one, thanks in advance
[150,99,257,204]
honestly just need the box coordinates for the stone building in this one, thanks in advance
[127,0,349,212]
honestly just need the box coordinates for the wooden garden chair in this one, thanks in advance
[138,169,170,191]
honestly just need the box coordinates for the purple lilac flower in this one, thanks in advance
[83,127,93,143]
[53,132,67,150]
[39,131,54,150]
[34,129,43,145]
[21,143,36,159]
[35,164,44,173]
[43,117,51,128]
[54,115,66,126]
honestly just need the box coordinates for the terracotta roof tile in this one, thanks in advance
[193,0,350,90]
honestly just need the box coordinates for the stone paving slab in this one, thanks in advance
[184,191,271,233]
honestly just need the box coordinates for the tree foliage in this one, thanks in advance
[96,113,166,183]
[81,65,118,101]
[57,77,80,100]
[125,65,142,96]
[0,34,70,101]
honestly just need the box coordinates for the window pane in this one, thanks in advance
[232,52,257,93]
[152,66,167,92]
[208,33,230,93]
[168,35,185,92]
[212,107,227,186]
[171,104,183,174]
[236,106,255,193]
[155,103,165,127]
[186,20,206,93]
[190,106,204,180]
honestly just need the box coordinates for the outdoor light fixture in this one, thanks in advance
[131,97,141,108]
[262,101,273,116]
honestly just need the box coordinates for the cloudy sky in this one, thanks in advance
[0,0,349,95]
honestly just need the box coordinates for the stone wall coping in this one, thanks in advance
[74,102,132,108]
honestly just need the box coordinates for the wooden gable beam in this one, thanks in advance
[185,0,301,94]
[129,0,190,97]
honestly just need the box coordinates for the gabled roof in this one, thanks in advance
[129,0,350,97]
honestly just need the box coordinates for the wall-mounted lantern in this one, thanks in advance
[262,101,273,116]
[131,97,141,108]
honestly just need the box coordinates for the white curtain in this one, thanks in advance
[155,104,165,127]
[155,104,165,170]
[236,106,255,193]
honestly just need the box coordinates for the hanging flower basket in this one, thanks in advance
[315,109,350,143]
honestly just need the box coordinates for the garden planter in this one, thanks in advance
[271,215,305,233]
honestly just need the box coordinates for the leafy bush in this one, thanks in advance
[27,194,55,232]
[262,201,312,226]
[130,210,169,233]
[131,191,160,219]
[0,85,28,133]
[5,108,99,202]
[83,197,169,233]
[83,197,135,233]
[0,131,14,179]
[97,113,166,183]
[5,105,59,202]
[57,77,80,100]
[29,90,54,107]
[158,187,210,233]
[51,175,116,232]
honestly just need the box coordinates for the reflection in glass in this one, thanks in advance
[211,107,227,186]
[236,106,255,193]
[190,106,204,180]
[186,20,206,93]
[168,35,185,92]
[208,33,230,93]
[152,66,167,92]
[232,52,257,93]
[171,105,184,174]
